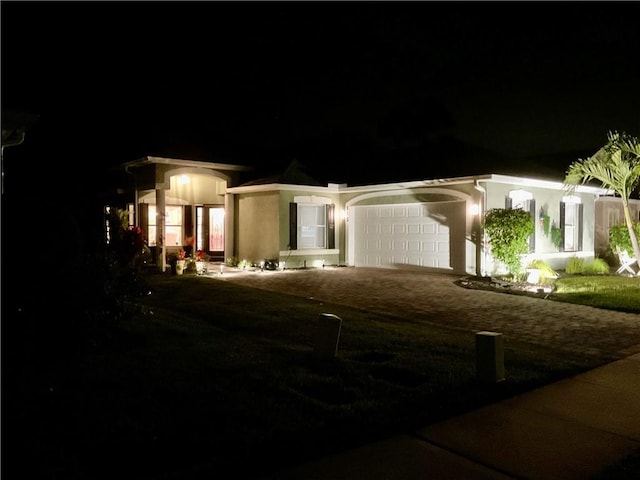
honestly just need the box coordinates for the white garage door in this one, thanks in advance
[353,202,463,269]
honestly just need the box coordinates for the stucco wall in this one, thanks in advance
[235,191,280,264]
[483,181,598,271]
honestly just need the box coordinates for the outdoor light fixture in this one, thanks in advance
[179,175,189,184]
[470,204,480,216]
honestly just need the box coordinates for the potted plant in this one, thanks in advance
[195,250,207,275]
[175,249,187,275]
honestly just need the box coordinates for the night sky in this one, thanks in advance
[2,1,640,186]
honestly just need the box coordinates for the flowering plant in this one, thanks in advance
[196,250,206,261]
[178,249,187,260]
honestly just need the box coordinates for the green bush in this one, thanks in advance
[565,257,584,274]
[584,258,610,274]
[526,259,558,286]
[551,224,563,250]
[609,222,640,253]
[484,208,534,279]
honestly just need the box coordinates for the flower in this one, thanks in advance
[196,250,205,261]
[178,249,187,260]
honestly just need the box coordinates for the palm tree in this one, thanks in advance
[564,131,640,268]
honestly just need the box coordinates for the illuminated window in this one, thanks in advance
[104,204,134,244]
[289,202,335,250]
[560,196,583,252]
[147,205,183,247]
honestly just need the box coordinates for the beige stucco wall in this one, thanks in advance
[276,189,343,268]
[235,191,280,264]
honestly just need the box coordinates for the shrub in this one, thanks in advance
[526,259,558,286]
[565,257,584,274]
[584,258,610,274]
[226,256,240,267]
[484,208,534,279]
[550,224,563,250]
[609,222,640,253]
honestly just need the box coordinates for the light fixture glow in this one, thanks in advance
[470,204,480,216]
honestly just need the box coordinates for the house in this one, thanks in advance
[119,156,628,276]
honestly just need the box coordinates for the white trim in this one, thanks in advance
[279,249,339,256]
[345,187,472,208]
[228,183,343,194]
[486,174,612,195]
[562,195,582,204]
[228,173,614,196]
[123,156,251,172]
[293,195,332,204]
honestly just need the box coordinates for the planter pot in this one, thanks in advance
[176,259,186,275]
[196,261,206,275]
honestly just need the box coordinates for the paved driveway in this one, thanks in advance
[207,266,640,363]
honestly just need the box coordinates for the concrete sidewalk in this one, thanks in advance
[267,352,640,479]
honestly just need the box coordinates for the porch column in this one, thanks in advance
[224,193,235,263]
[156,187,166,272]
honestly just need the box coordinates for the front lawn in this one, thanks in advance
[4,272,617,480]
[550,275,640,313]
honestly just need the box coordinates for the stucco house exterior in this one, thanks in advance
[119,156,636,276]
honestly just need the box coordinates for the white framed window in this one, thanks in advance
[298,204,327,249]
[561,195,583,252]
[289,197,335,250]
[507,189,535,252]
[148,205,183,247]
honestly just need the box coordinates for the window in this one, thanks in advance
[289,202,335,250]
[104,204,134,244]
[506,190,535,252]
[147,205,183,247]
[560,196,583,252]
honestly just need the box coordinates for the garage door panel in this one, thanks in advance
[353,202,463,269]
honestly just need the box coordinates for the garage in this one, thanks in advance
[352,201,466,270]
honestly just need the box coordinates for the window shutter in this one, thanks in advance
[529,199,536,252]
[559,202,566,252]
[578,203,584,251]
[289,203,297,250]
[327,204,335,249]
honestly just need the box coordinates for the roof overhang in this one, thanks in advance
[122,156,252,172]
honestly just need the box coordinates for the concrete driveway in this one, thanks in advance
[208,265,640,363]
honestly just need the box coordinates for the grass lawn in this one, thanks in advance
[4,270,638,479]
[550,274,640,313]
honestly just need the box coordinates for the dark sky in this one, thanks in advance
[2,1,640,185]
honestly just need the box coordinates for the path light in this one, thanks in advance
[260,260,265,272]
[220,263,224,275]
